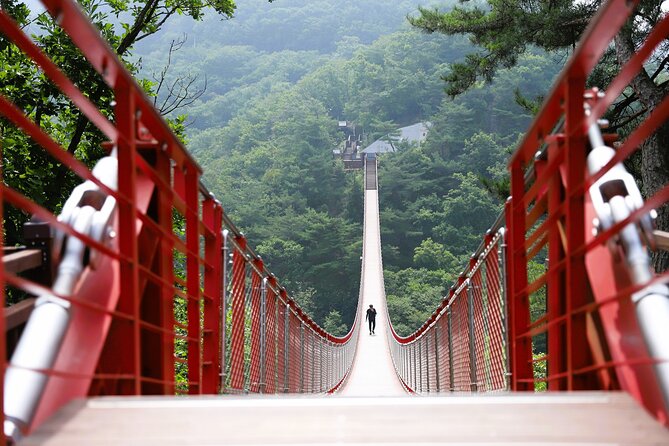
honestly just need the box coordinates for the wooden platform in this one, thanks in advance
[23,392,669,445]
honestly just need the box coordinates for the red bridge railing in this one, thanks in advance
[0,0,357,442]
[389,0,669,426]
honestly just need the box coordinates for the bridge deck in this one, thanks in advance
[21,160,669,444]
[25,393,669,444]
[338,185,406,396]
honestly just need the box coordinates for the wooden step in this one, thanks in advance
[23,392,668,445]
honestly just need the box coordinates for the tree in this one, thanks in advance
[63,0,241,155]
[434,172,500,256]
[323,310,348,336]
[385,267,452,335]
[413,238,460,271]
[410,0,669,271]
[0,0,254,244]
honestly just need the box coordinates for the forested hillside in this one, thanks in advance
[133,0,563,335]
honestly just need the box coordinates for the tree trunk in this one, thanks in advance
[614,29,669,273]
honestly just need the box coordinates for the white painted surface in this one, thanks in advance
[338,189,406,396]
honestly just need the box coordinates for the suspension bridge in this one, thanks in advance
[1,0,669,444]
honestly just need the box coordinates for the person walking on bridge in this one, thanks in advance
[366,304,377,335]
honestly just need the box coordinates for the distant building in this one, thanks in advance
[361,122,430,155]
[333,121,363,169]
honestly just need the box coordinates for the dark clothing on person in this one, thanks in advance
[366,308,377,334]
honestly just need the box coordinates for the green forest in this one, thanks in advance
[2,0,565,337]
[132,0,563,335]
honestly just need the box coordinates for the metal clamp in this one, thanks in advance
[4,152,118,442]
[586,92,669,413]
[586,106,656,254]
[54,152,119,269]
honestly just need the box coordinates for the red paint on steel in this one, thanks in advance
[436,316,449,391]
[265,282,277,393]
[202,198,223,394]
[502,0,669,421]
[1,1,355,441]
[484,249,506,391]
[546,139,566,390]
[382,0,668,424]
[228,242,247,392]
[153,149,177,396]
[507,166,534,391]
[450,291,471,391]
[114,80,142,396]
[248,262,263,393]
[564,77,593,390]
[471,264,486,390]
[288,312,301,392]
[184,167,202,394]
[276,294,287,392]
[0,10,116,141]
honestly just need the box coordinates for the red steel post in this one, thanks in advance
[265,279,278,393]
[228,238,247,391]
[202,198,223,393]
[506,175,534,390]
[115,82,142,395]
[249,260,264,393]
[546,137,566,390]
[140,143,176,395]
[184,166,202,394]
[563,77,592,390]
[276,292,286,393]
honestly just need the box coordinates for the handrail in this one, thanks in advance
[3,250,43,275]
[0,0,358,441]
[387,0,669,426]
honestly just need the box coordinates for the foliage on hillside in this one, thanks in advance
[2,0,564,337]
[172,12,562,332]
[410,0,669,272]
[0,0,242,248]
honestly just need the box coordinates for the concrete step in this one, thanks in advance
[23,392,668,445]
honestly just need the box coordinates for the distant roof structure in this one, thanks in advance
[361,122,430,154]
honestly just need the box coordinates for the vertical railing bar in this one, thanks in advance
[320,339,324,392]
[220,229,229,392]
[434,324,440,392]
[425,334,430,393]
[300,323,305,393]
[481,256,492,391]
[411,341,418,392]
[242,266,253,394]
[448,306,454,392]
[274,293,279,393]
[418,339,423,393]
[405,346,410,389]
[311,332,316,393]
[321,335,324,392]
[259,277,267,394]
[498,228,512,391]
[283,302,290,393]
[467,279,478,392]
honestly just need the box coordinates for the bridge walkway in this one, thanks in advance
[22,159,669,445]
[337,158,406,397]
